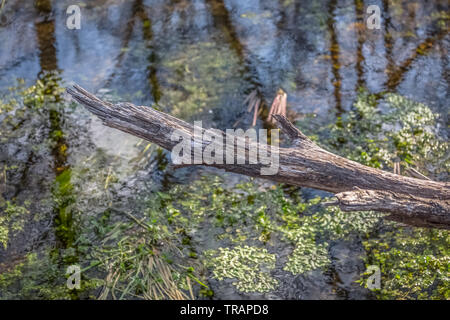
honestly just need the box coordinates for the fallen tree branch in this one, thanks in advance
[66,84,450,229]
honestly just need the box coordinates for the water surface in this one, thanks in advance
[0,0,448,299]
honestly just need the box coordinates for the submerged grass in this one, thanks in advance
[96,239,193,300]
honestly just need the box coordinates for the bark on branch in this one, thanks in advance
[66,84,450,229]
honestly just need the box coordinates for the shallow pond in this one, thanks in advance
[0,0,448,299]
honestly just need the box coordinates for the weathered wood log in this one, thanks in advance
[66,84,450,229]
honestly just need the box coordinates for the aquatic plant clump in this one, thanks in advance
[284,240,329,274]
[359,228,450,300]
[279,202,383,275]
[205,246,278,293]
[0,201,29,249]
[300,91,449,179]
[178,178,385,292]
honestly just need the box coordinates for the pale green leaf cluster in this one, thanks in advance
[205,245,278,293]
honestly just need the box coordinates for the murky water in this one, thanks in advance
[0,0,448,299]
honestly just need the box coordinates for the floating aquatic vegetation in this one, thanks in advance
[0,200,29,249]
[294,90,449,299]
[170,178,384,292]
[205,245,278,293]
[283,239,329,275]
[298,90,448,179]
[279,201,383,276]
[358,228,450,300]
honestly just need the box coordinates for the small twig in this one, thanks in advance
[406,167,432,181]
[243,90,257,110]
[322,199,340,207]
[251,98,260,126]
[0,0,6,15]
[393,160,401,175]
[111,208,151,230]
[268,89,287,124]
